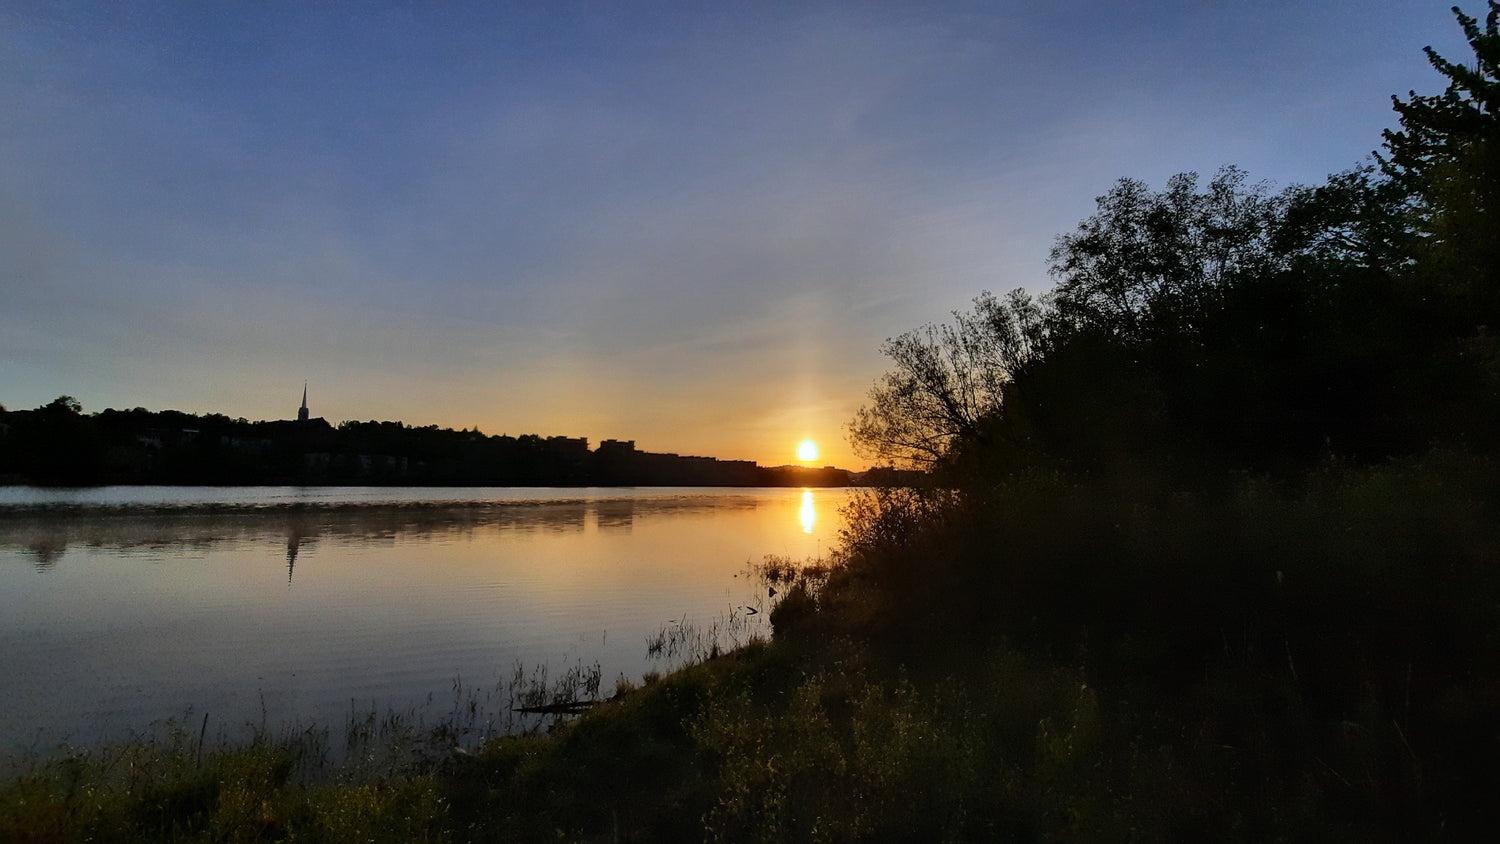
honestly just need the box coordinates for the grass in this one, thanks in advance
[0,656,615,843]
[0,721,446,843]
[5,456,1499,840]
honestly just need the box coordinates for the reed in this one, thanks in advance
[0,656,619,841]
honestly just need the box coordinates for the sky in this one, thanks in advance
[0,1,1472,469]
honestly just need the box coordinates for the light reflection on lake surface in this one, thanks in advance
[0,487,850,755]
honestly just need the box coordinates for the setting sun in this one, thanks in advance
[797,439,819,462]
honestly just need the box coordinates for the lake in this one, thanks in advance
[0,486,851,758]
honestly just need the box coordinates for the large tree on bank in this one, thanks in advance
[1382,2,1500,319]
[852,4,1500,477]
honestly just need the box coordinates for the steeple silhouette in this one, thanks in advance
[297,382,309,422]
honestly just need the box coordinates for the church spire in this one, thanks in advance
[298,382,309,422]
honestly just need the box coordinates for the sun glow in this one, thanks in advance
[797,439,818,462]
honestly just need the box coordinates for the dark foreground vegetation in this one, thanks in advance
[5,5,1500,840]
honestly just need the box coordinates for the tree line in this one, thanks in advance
[0,399,850,488]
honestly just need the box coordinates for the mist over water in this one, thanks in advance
[0,487,850,755]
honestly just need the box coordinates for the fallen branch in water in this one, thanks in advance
[512,700,598,715]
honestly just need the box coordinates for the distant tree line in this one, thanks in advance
[0,400,851,488]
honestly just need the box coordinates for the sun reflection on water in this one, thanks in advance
[0,487,858,750]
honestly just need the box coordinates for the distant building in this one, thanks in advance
[548,436,590,454]
[297,383,309,422]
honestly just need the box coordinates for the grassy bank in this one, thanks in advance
[6,452,1496,840]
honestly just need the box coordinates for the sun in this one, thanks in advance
[797,439,819,462]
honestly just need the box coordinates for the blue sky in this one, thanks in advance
[0,1,1470,467]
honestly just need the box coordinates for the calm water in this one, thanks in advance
[0,486,850,756]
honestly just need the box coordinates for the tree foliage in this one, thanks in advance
[854,5,1500,476]
[1382,2,1500,316]
[848,289,1043,468]
[828,11,1500,837]
[1380,1,1500,190]
[854,166,1411,474]
[1046,166,1286,343]
[45,395,82,415]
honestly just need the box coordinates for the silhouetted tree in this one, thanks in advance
[829,13,1500,838]
[1381,2,1500,321]
[45,395,83,415]
[1276,165,1416,272]
[849,289,1044,468]
[1380,3,1500,192]
[1047,166,1286,344]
